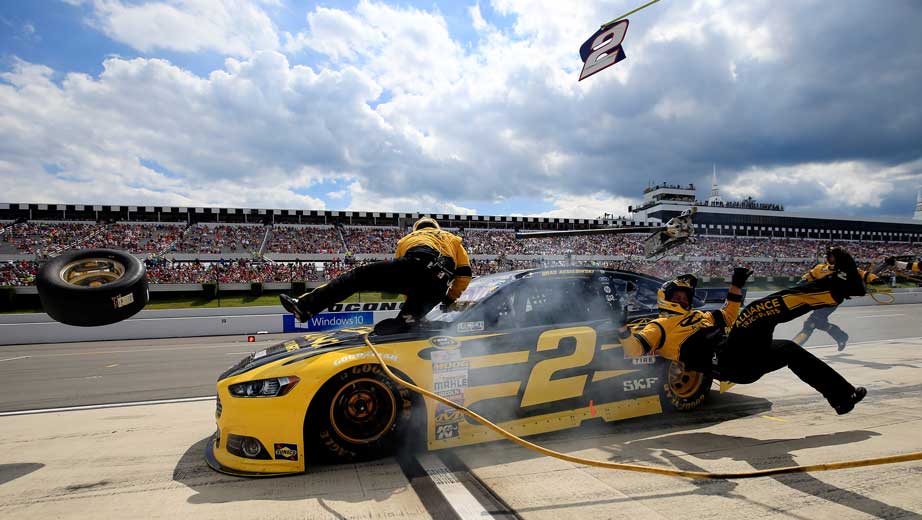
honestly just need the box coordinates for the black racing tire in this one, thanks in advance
[36,249,149,327]
[305,364,414,463]
[657,359,712,412]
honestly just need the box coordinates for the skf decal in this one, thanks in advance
[623,377,658,392]
[284,341,300,352]
[274,443,299,461]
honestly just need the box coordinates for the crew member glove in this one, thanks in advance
[439,297,456,312]
[731,267,754,288]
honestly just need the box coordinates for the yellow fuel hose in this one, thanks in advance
[363,334,922,479]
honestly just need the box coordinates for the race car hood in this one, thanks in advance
[218,326,428,381]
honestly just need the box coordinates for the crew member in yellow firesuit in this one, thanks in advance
[621,246,867,415]
[792,246,884,351]
[280,217,472,333]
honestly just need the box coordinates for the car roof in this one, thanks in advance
[475,265,667,287]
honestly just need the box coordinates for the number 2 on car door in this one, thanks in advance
[520,326,597,407]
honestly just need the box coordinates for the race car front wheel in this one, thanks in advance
[36,249,149,327]
[306,364,415,463]
[658,360,712,412]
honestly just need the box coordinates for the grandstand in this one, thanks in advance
[2,189,922,289]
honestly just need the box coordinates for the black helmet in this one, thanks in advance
[657,273,698,314]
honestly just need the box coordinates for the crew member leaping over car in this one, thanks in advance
[280,217,472,334]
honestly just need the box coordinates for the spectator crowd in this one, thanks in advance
[1,221,918,287]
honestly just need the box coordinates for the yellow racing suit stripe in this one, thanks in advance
[781,291,838,311]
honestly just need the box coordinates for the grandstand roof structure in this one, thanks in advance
[630,183,922,241]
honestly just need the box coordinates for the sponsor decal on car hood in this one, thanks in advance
[219,327,375,380]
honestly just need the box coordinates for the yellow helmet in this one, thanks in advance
[657,274,698,314]
[413,217,440,231]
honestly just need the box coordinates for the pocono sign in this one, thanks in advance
[283,301,404,332]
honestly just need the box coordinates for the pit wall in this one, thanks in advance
[1,291,920,346]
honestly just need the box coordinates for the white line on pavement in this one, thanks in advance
[415,453,492,520]
[806,336,922,350]
[0,356,30,362]
[0,395,216,417]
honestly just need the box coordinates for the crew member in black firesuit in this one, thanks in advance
[280,217,472,333]
[792,246,884,351]
[620,246,867,415]
[884,256,921,273]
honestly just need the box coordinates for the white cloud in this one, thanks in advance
[287,0,466,95]
[533,192,637,220]
[723,160,922,211]
[0,53,389,208]
[343,181,477,214]
[5,0,922,220]
[83,0,280,56]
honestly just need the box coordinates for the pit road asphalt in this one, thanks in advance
[0,304,919,413]
[0,304,920,519]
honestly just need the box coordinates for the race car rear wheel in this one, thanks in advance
[36,249,148,327]
[306,364,415,463]
[658,360,711,412]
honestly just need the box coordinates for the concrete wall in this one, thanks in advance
[0,305,402,346]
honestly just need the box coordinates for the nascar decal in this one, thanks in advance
[430,336,460,350]
[274,443,299,461]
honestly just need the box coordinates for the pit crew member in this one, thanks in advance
[884,256,921,273]
[621,247,867,415]
[792,246,884,351]
[280,217,472,333]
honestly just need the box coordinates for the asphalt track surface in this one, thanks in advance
[1,304,921,518]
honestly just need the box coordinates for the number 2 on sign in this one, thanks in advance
[579,20,629,81]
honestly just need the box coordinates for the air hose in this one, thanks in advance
[362,334,922,479]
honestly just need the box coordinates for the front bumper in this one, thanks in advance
[206,387,309,476]
[204,431,299,477]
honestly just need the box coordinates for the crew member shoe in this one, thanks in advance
[280,294,311,323]
[833,387,867,415]
[836,331,849,351]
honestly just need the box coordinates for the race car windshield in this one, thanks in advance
[424,271,519,324]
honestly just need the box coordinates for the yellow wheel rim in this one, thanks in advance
[667,361,704,399]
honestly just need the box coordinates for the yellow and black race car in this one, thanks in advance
[206,267,731,476]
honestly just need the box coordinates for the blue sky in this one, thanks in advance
[1,0,921,219]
